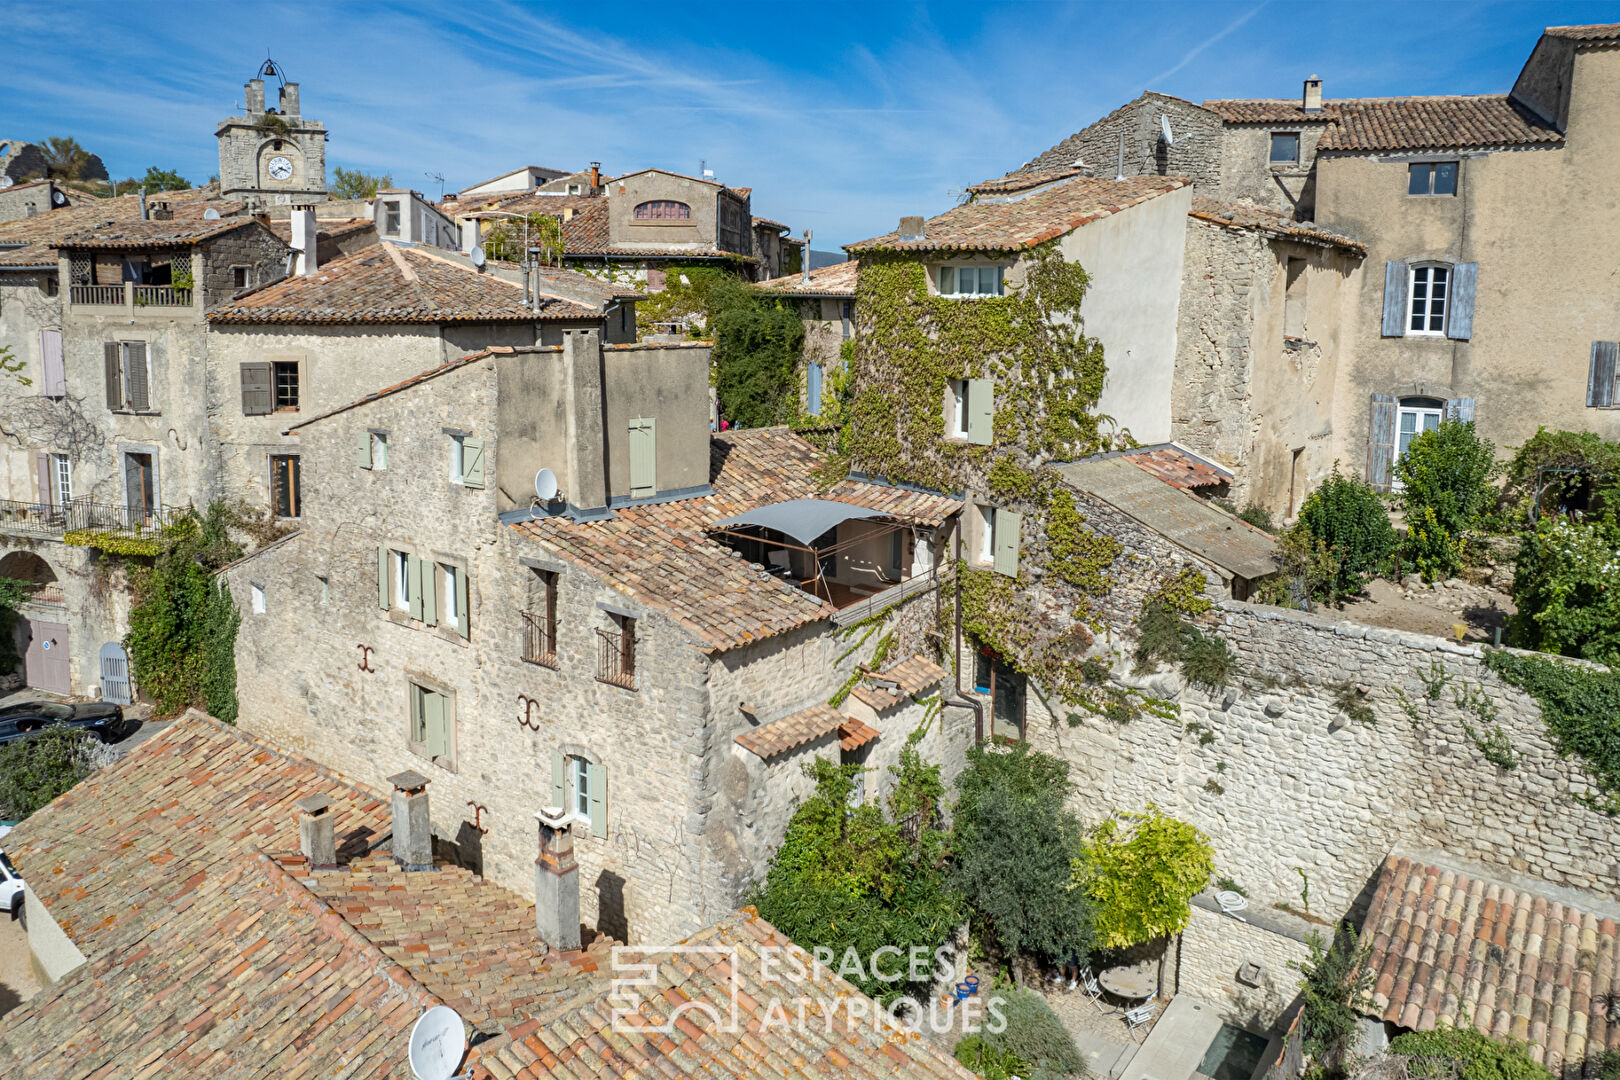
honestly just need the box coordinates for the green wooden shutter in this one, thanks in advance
[240,362,273,415]
[124,342,149,411]
[1588,343,1618,408]
[1367,394,1397,492]
[587,759,606,838]
[421,560,438,626]
[407,555,423,620]
[454,566,469,639]
[410,684,425,743]
[461,437,485,489]
[992,509,1021,577]
[1446,262,1477,341]
[357,430,372,469]
[628,418,656,498]
[377,547,389,609]
[424,691,448,760]
[550,749,566,809]
[1381,261,1409,337]
[104,342,122,410]
[967,378,994,445]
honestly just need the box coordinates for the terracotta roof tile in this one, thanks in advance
[735,703,845,758]
[209,242,599,324]
[1544,22,1620,41]
[966,166,1091,195]
[514,429,960,653]
[1188,195,1365,254]
[1363,854,1620,1072]
[0,241,58,268]
[851,655,948,712]
[1121,444,1233,490]
[839,718,881,752]
[1203,95,1562,152]
[757,259,858,298]
[845,175,1187,254]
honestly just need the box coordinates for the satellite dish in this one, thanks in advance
[1160,114,1174,143]
[408,1005,467,1080]
[470,245,486,267]
[203,207,221,220]
[534,468,559,502]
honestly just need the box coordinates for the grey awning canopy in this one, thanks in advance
[709,499,889,546]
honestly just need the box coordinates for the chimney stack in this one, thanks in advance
[291,204,318,277]
[898,215,925,241]
[1303,75,1323,114]
[138,190,148,221]
[562,329,607,513]
[801,229,812,285]
[387,770,433,870]
[589,161,601,191]
[296,794,337,869]
[534,810,581,951]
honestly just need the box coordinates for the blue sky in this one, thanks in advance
[5,1,1618,250]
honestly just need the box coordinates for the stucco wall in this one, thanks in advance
[609,172,722,252]
[22,883,86,986]
[0,274,63,503]
[1216,123,1332,219]
[1060,184,1191,446]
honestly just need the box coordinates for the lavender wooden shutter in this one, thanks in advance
[1446,262,1477,340]
[1367,394,1397,492]
[39,330,64,398]
[36,452,51,508]
[1381,261,1409,337]
[1590,343,1618,407]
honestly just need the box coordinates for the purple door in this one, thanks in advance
[24,619,70,695]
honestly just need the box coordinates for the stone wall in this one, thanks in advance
[1027,599,1620,923]
[0,539,132,697]
[1022,93,1223,189]
[1177,901,1311,1032]
[198,224,290,308]
[0,182,59,223]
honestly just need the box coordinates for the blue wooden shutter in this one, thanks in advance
[1381,261,1409,337]
[806,361,823,416]
[461,437,485,489]
[1446,262,1477,340]
[587,759,606,838]
[1589,342,1618,407]
[550,749,566,809]
[1367,394,1397,492]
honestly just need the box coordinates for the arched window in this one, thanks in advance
[634,200,690,221]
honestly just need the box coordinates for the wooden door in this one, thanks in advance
[24,619,70,695]
[124,453,154,522]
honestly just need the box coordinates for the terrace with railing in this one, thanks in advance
[69,282,193,308]
[595,626,637,690]
[0,498,191,544]
[520,609,558,668]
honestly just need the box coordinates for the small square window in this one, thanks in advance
[1408,161,1458,196]
[250,584,266,614]
[383,201,401,235]
[232,265,253,290]
[1270,132,1300,164]
[272,361,299,410]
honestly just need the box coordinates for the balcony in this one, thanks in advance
[70,282,193,309]
[0,498,191,551]
[520,609,558,668]
[595,626,637,690]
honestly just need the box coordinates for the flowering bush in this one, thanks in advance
[1508,515,1620,666]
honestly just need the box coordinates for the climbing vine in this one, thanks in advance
[1483,649,1620,812]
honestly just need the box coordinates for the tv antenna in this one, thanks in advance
[425,171,446,200]
[408,1005,468,1080]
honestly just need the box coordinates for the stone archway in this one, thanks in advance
[1,550,66,690]
[0,549,59,588]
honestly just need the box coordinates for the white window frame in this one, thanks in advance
[1408,263,1450,336]
[439,562,460,630]
[938,264,1005,298]
[569,754,590,821]
[947,379,971,439]
[370,431,389,469]
[231,264,253,290]
[50,453,71,506]
[391,549,410,611]
[250,584,266,614]
[976,503,996,566]
[449,434,465,484]
[1392,398,1445,488]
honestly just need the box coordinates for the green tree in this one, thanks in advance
[1499,427,1620,524]
[749,745,963,1005]
[952,743,1095,970]
[1506,514,1620,665]
[0,727,98,820]
[1292,924,1374,1077]
[1396,420,1495,581]
[0,574,31,675]
[137,166,190,192]
[125,505,243,721]
[1081,806,1214,950]
[37,137,91,180]
[483,212,563,265]
[1389,1026,1552,1080]
[331,166,393,199]
[710,277,805,428]
[1295,466,1398,601]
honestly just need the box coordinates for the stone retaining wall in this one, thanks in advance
[1177,900,1311,1032]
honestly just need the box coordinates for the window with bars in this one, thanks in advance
[271,455,301,518]
[596,614,637,689]
[522,568,559,667]
[633,200,691,221]
[273,361,299,410]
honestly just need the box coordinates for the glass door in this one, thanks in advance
[1393,400,1443,488]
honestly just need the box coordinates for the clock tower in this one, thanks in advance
[216,59,328,206]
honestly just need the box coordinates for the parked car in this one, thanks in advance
[0,849,21,917]
[0,700,133,746]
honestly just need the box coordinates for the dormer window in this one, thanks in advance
[634,200,690,221]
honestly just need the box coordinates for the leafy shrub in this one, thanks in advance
[1598,1048,1620,1080]
[0,727,100,820]
[1256,527,1341,609]
[749,748,961,1005]
[1389,1026,1552,1080]
[1082,805,1214,950]
[952,744,1095,970]
[1132,602,1235,688]
[1293,925,1373,1076]
[953,1036,1029,1080]
[1133,602,1190,671]
[711,277,807,427]
[972,987,1083,1080]
[0,574,30,674]
[1148,566,1214,616]
[1179,630,1235,690]
[1483,649,1620,811]
[1296,467,1398,601]
[1216,499,1276,534]
[1499,427,1620,525]
[1396,421,1495,581]
[1507,515,1620,666]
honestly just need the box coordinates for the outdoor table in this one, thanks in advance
[1097,960,1156,1001]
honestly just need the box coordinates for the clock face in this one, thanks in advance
[267,155,294,181]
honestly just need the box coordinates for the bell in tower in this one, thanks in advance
[216,56,328,205]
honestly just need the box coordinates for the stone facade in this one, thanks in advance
[1022,93,1224,190]
[216,77,328,206]
[1176,901,1312,1031]
[0,181,67,224]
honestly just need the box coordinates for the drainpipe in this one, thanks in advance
[940,516,984,746]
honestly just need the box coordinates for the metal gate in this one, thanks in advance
[24,620,70,695]
[99,641,133,705]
